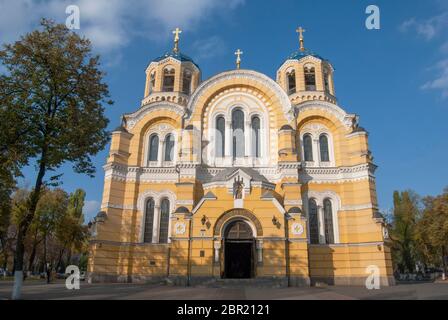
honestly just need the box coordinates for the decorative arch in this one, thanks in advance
[213,209,263,237]
[186,69,294,122]
[295,100,358,131]
[137,189,176,212]
[123,102,185,130]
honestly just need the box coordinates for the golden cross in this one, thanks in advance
[234,49,243,69]
[296,26,306,51]
[172,27,182,52]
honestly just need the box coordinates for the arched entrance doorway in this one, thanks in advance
[223,220,255,279]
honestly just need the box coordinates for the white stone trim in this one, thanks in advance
[340,203,378,211]
[299,163,376,184]
[102,163,374,186]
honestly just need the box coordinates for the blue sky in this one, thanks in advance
[1,0,447,221]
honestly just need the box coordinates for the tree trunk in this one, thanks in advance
[66,249,72,267]
[56,247,66,272]
[12,148,47,300]
[28,231,40,272]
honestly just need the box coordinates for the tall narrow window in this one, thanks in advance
[232,109,245,159]
[308,199,319,244]
[324,70,330,92]
[149,71,156,94]
[143,198,155,243]
[287,69,296,94]
[164,134,175,161]
[215,116,225,157]
[148,135,159,162]
[251,116,261,158]
[182,69,192,95]
[303,134,313,162]
[319,134,330,162]
[304,65,316,91]
[323,199,335,244]
[162,67,175,92]
[159,199,170,243]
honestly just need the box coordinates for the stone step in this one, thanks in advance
[197,277,288,288]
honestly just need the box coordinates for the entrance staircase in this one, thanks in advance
[197,277,288,288]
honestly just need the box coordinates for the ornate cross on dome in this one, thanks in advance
[234,49,243,69]
[172,27,182,53]
[296,26,306,52]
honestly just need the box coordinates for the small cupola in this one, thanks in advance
[276,26,336,105]
[142,27,201,107]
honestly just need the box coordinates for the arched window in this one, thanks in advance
[148,134,159,162]
[143,198,155,243]
[251,116,261,158]
[303,134,313,162]
[232,109,245,159]
[149,71,156,94]
[287,69,296,94]
[215,116,225,157]
[164,134,175,162]
[304,65,316,91]
[319,134,330,162]
[323,199,335,244]
[162,67,175,92]
[308,199,319,244]
[159,199,170,243]
[182,69,192,95]
[225,221,253,239]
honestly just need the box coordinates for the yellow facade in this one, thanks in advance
[88,32,394,287]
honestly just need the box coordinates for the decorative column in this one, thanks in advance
[213,240,221,264]
[317,205,325,244]
[152,205,161,243]
[245,120,251,160]
[158,139,164,167]
[313,137,320,166]
[256,239,264,264]
[225,120,232,163]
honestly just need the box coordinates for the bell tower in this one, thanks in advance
[142,27,201,107]
[276,27,337,105]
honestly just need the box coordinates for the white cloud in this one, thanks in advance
[83,199,101,223]
[0,0,245,58]
[421,59,448,97]
[399,12,448,40]
[192,35,227,61]
[400,11,448,98]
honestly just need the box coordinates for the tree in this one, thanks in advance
[28,188,69,273]
[389,190,421,273]
[54,189,87,270]
[416,188,448,278]
[0,19,111,299]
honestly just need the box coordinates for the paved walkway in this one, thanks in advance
[0,280,447,300]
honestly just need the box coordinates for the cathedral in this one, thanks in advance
[87,27,395,287]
